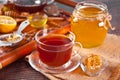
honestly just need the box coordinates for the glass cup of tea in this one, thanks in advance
[28,13,48,29]
[32,30,82,73]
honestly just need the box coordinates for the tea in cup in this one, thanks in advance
[34,30,82,73]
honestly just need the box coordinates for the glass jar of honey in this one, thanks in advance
[71,1,112,48]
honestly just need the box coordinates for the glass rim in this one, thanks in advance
[75,1,108,14]
[35,30,75,47]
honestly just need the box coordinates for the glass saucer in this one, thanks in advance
[28,50,81,74]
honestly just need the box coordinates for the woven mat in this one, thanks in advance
[35,34,120,80]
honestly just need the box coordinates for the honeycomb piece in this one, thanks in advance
[85,54,102,70]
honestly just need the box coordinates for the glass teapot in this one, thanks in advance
[4,0,54,13]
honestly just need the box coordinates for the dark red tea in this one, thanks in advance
[13,0,46,13]
[37,35,73,67]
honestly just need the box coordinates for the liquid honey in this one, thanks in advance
[28,13,48,29]
[71,1,109,48]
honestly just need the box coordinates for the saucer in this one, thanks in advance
[28,50,81,74]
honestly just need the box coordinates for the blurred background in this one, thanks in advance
[0,0,120,35]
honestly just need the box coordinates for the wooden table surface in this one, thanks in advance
[0,0,120,80]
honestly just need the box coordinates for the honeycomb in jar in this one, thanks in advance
[85,54,102,70]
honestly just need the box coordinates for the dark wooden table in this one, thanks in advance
[0,0,120,80]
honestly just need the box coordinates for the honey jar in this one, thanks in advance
[71,1,113,48]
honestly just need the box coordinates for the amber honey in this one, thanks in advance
[71,1,110,48]
[28,13,48,29]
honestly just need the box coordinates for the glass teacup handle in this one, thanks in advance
[73,42,86,72]
[72,42,83,56]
